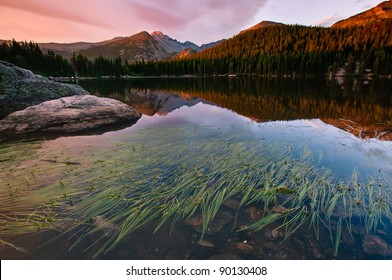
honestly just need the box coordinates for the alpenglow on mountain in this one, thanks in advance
[239,21,285,34]
[332,0,392,27]
[38,32,223,62]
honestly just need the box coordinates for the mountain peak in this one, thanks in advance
[128,31,152,41]
[332,1,392,28]
[240,20,285,34]
[151,31,164,37]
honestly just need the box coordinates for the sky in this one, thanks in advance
[0,0,384,45]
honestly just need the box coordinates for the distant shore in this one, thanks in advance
[50,73,392,82]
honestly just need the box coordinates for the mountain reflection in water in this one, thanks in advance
[81,77,392,141]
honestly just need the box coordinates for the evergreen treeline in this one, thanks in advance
[130,20,392,77]
[69,53,125,77]
[0,40,71,76]
[0,40,126,77]
[1,20,392,77]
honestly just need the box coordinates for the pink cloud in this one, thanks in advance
[126,0,268,43]
[127,2,190,29]
[0,0,113,29]
[316,14,342,26]
[0,6,116,43]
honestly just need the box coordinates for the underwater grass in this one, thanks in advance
[1,125,391,257]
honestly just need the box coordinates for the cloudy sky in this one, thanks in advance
[0,0,383,45]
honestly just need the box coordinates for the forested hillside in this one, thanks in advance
[129,20,392,76]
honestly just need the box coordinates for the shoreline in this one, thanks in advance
[49,73,392,82]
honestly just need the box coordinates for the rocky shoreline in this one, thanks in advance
[0,61,141,134]
[0,95,141,134]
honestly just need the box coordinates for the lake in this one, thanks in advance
[1,77,392,260]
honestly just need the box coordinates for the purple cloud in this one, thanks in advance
[126,0,269,43]
[127,2,190,29]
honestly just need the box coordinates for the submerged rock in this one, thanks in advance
[0,60,88,118]
[272,205,289,214]
[265,228,285,240]
[262,241,280,251]
[248,207,263,222]
[186,211,234,235]
[0,95,141,134]
[235,242,256,255]
[185,215,204,226]
[362,234,392,257]
[95,215,115,236]
[222,198,240,210]
[197,240,216,248]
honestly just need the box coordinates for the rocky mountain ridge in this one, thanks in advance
[27,32,224,62]
[332,1,392,27]
[240,21,285,34]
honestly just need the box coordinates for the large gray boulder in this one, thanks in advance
[0,60,88,118]
[0,95,141,134]
[362,234,392,257]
